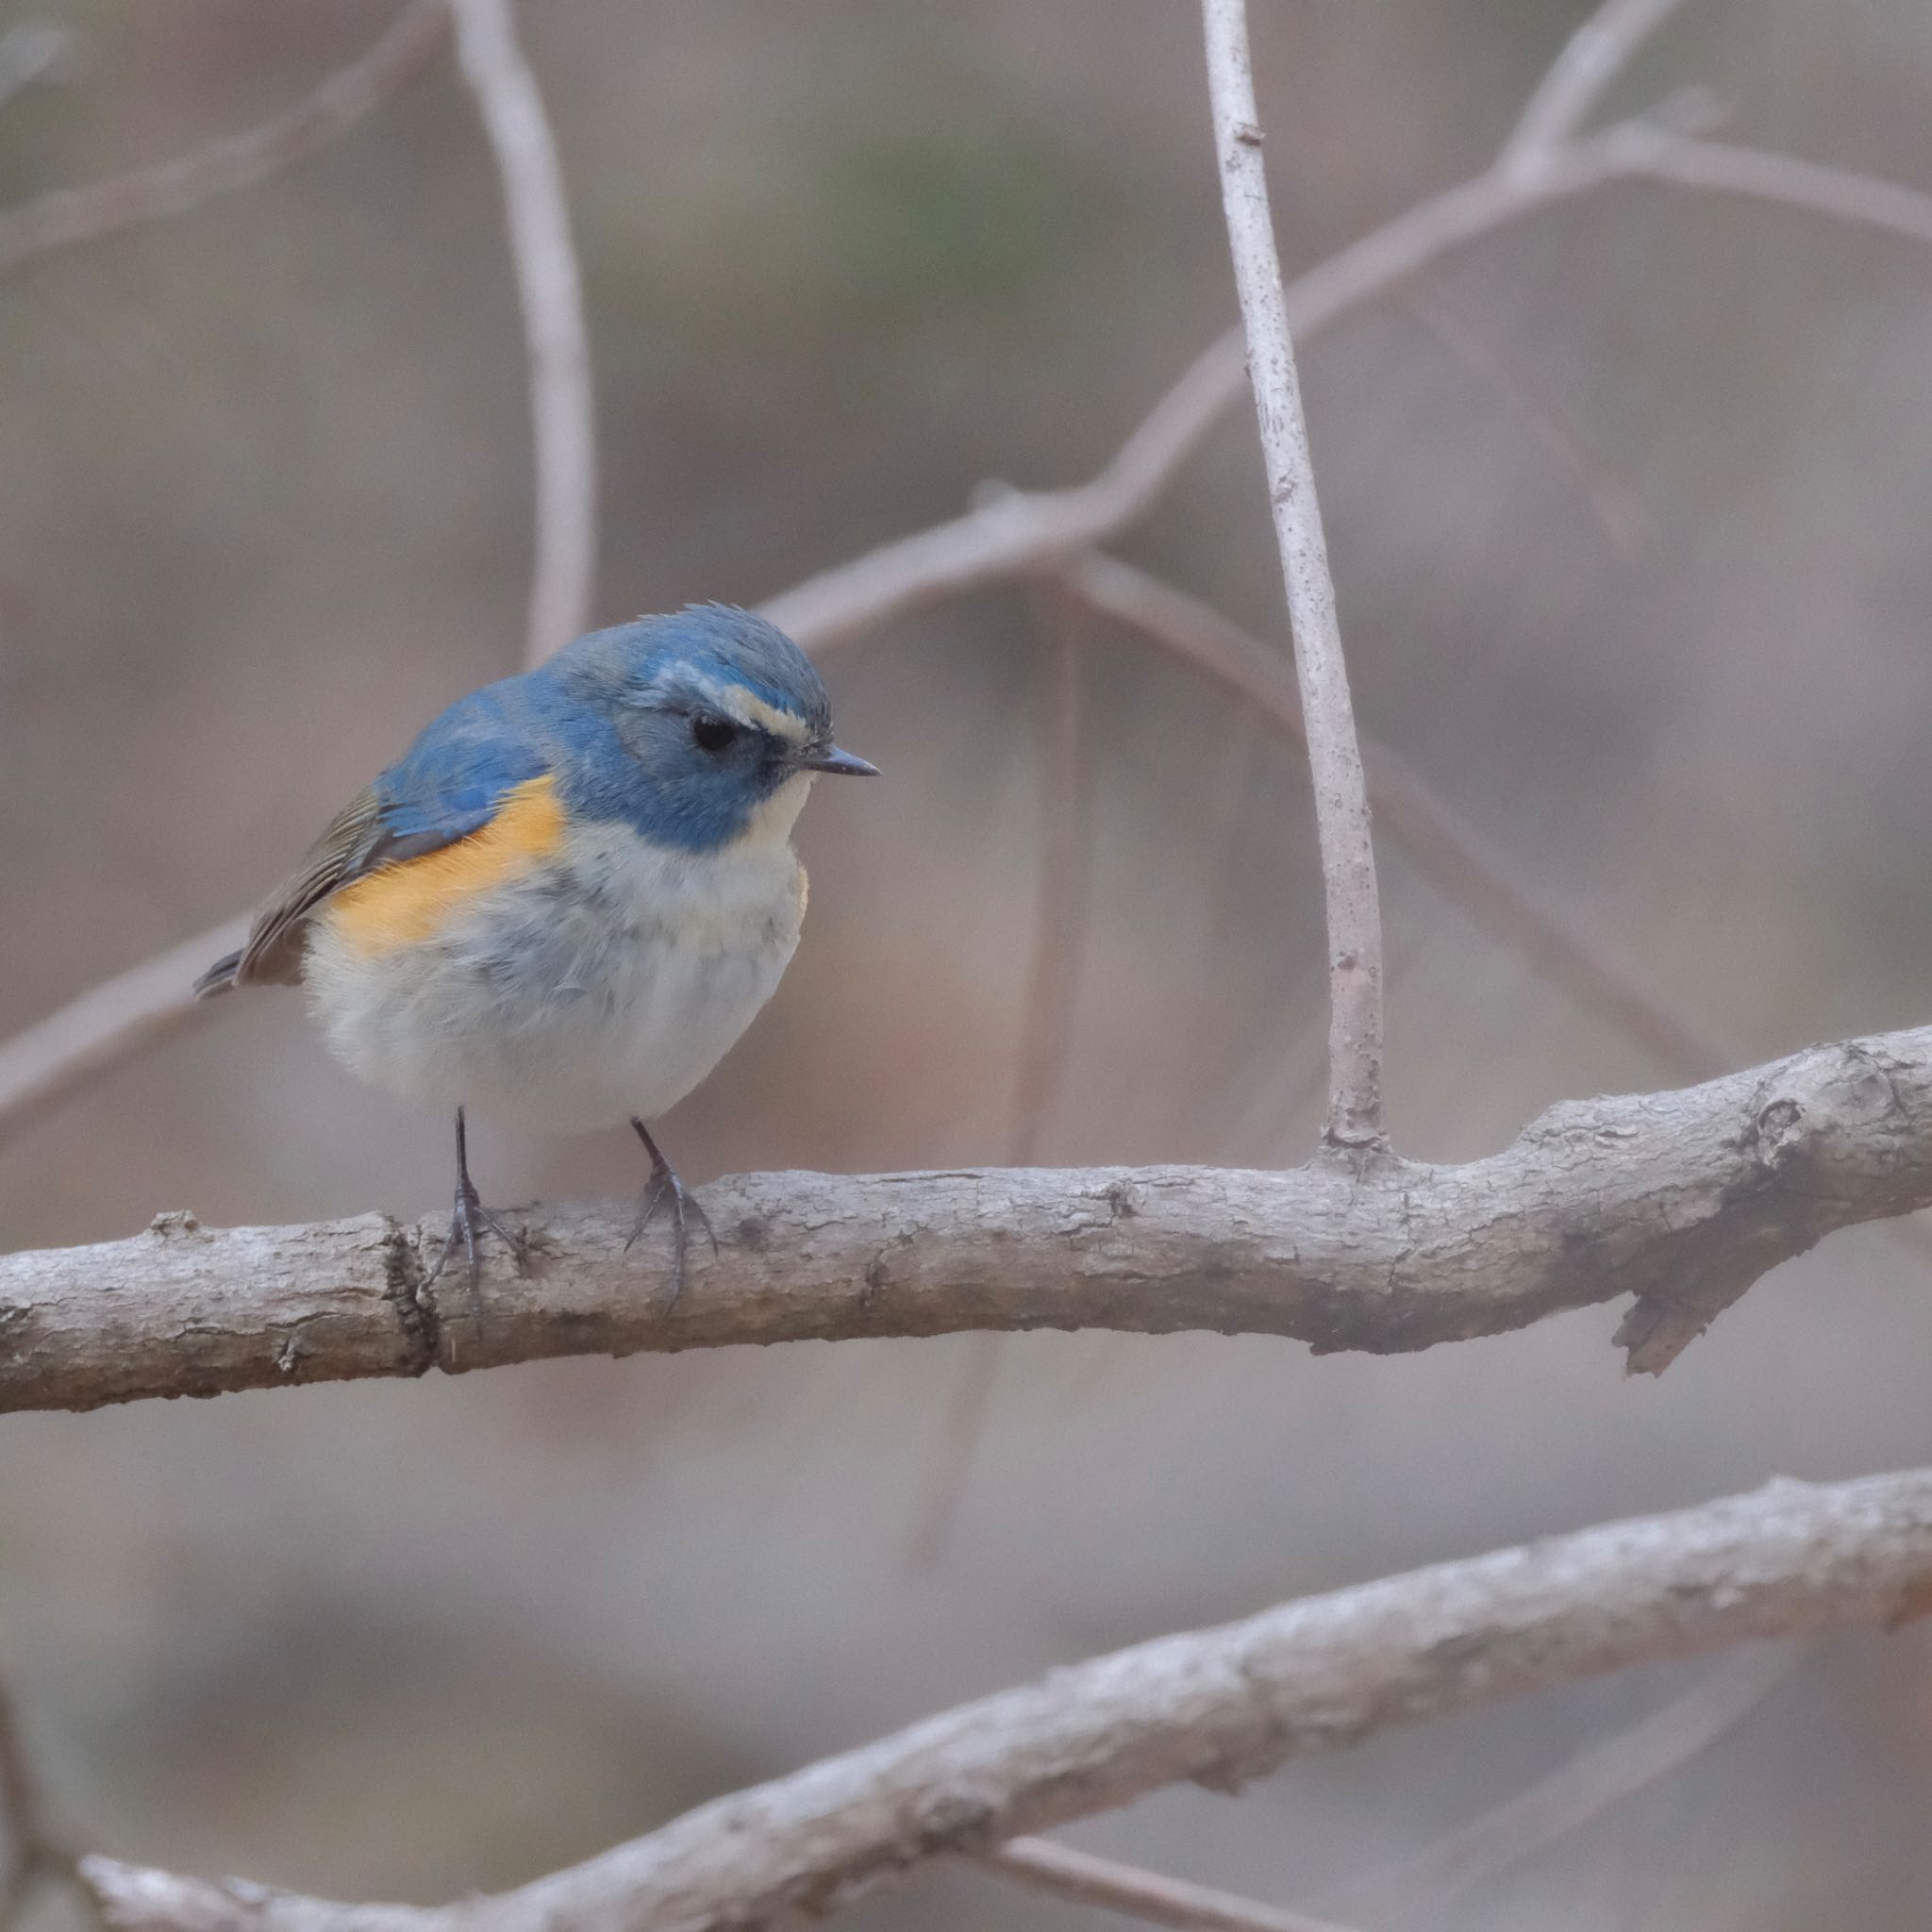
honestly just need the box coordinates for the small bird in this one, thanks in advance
[196,605,876,1299]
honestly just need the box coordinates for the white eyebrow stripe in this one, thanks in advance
[720,686,812,743]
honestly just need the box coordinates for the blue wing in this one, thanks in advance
[197,678,551,993]
[372,679,550,845]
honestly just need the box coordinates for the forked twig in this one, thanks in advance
[1503,0,1693,170]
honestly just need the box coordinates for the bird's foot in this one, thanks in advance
[425,1175,532,1315]
[626,1121,717,1311]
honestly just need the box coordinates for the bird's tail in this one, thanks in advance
[192,949,243,1000]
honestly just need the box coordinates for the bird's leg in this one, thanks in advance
[425,1107,529,1309]
[626,1118,717,1309]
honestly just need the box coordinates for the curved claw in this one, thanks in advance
[425,1108,530,1319]
[627,1119,715,1310]
[425,1181,530,1316]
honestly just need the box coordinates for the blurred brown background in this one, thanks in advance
[7,2,1932,1926]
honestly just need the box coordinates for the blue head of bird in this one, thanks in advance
[544,605,877,853]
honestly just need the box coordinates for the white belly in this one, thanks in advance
[303,814,808,1134]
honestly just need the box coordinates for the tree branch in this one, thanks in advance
[0,918,247,1158]
[1501,0,1691,172]
[75,1467,1932,1932]
[0,23,68,116]
[0,1678,78,1929]
[1320,1641,1798,1922]
[1008,582,1091,1164]
[983,1839,1358,1932]
[0,0,448,278]
[8,1019,1932,1410]
[447,0,598,669]
[1057,555,1732,1080]
[1202,0,1385,1151]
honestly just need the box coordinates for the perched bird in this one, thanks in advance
[196,605,876,1298]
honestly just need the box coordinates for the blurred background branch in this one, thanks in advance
[983,1836,1361,1932]
[0,0,446,277]
[1317,1642,1802,1924]
[447,0,596,670]
[0,24,69,117]
[75,1469,1932,1932]
[0,1681,76,1930]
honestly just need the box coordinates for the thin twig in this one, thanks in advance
[0,1682,39,1918]
[768,0,1686,658]
[901,1332,1006,1573]
[1202,0,1385,1152]
[1396,282,1654,561]
[0,24,68,114]
[0,1678,76,1928]
[448,0,597,668]
[1627,131,1932,246]
[1008,583,1091,1163]
[77,1469,1932,1932]
[0,0,448,278]
[1503,0,1693,171]
[1056,555,1729,1077]
[984,1839,1360,1932]
[905,587,1091,1571]
[0,917,246,1157]
[1059,555,1932,1294]
[1320,1641,1800,1923]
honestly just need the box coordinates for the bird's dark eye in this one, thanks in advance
[691,715,738,754]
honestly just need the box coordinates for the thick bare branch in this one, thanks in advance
[448,0,597,668]
[1202,0,1384,1150]
[0,1,448,277]
[7,1019,1932,1409]
[983,1839,1357,1932]
[1060,557,1932,1298]
[77,1469,1932,1932]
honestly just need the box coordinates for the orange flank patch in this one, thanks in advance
[328,774,565,955]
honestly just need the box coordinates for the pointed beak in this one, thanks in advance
[799,743,880,777]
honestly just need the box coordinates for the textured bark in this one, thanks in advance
[78,1468,1932,1932]
[6,1023,1932,1413]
